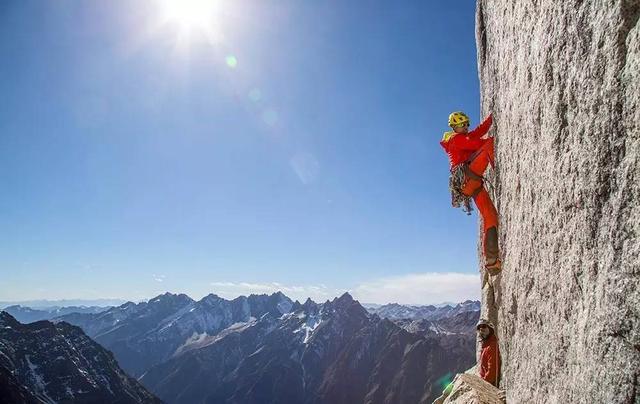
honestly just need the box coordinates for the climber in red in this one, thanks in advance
[440,111,501,273]
[476,319,501,386]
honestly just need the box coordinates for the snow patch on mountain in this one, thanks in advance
[175,317,258,355]
[25,354,50,401]
[294,314,322,344]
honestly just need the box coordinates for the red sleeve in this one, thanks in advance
[450,134,485,151]
[468,114,493,139]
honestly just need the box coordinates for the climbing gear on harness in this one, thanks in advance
[449,160,485,215]
[448,111,470,128]
[449,164,473,215]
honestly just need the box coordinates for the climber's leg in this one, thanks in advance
[474,188,498,231]
[474,188,500,273]
[461,176,501,272]
[460,138,500,272]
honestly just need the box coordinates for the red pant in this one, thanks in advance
[461,138,499,261]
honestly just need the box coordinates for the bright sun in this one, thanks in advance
[159,0,221,32]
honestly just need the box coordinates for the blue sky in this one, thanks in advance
[0,0,485,304]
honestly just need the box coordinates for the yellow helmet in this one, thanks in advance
[448,111,470,128]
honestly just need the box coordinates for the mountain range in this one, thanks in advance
[364,300,480,321]
[2,305,111,324]
[50,292,478,403]
[138,293,477,404]
[55,291,294,377]
[1,292,480,403]
[0,299,126,310]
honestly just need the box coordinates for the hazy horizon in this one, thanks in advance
[0,288,480,309]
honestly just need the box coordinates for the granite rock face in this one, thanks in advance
[475,1,639,403]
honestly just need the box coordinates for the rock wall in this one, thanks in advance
[475,1,639,403]
[439,374,504,404]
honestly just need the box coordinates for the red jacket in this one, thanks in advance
[440,115,493,168]
[479,333,501,386]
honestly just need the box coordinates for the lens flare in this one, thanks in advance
[225,55,238,68]
[435,373,454,392]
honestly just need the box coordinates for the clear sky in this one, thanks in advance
[0,0,486,304]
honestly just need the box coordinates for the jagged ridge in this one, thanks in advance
[0,312,161,404]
